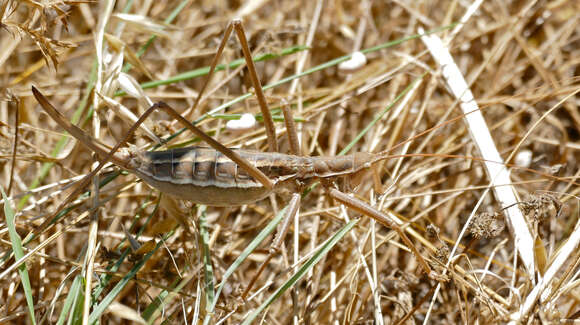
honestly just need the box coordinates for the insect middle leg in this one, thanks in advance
[242,192,301,299]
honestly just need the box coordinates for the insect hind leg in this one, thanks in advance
[31,89,273,236]
[324,182,433,276]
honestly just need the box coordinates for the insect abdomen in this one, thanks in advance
[133,147,272,206]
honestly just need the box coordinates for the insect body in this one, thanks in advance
[32,81,433,286]
[131,147,374,206]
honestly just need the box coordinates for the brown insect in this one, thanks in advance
[31,20,434,298]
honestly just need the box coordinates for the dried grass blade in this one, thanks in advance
[112,13,174,38]
[511,219,580,322]
[117,72,154,108]
[104,33,154,80]
[121,0,193,73]
[420,30,535,275]
[107,302,147,324]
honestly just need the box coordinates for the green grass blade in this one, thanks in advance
[88,236,167,324]
[162,24,455,146]
[2,187,37,325]
[241,219,358,325]
[199,24,455,126]
[115,45,309,97]
[56,274,83,325]
[69,276,86,325]
[360,22,457,54]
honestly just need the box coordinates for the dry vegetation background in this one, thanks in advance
[0,0,579,324]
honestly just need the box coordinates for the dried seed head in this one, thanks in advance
[469,211,506,238]
[426,224,440,240]
[541,163,566,175]
[435,244,450,262]
[520,193,562,222]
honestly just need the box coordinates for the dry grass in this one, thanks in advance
[1,0,579,324]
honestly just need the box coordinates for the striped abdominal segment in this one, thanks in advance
[137,147,264,189]
[132,147,303,206]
